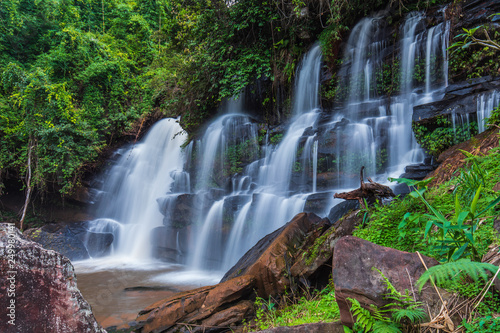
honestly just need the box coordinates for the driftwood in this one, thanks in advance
[334,166,395,206]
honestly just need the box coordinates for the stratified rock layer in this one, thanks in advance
[0,223,105,333]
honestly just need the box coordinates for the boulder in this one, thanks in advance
[0,223,105,333]
[399,163,436,180]
[150,226,189,263]
[135,275,256,333]
[328,200,359,223]
[291,211,362,289]
[304,192,334,216]
[221,213,325,297]
[24,221,113,260]
[332,236,444,327]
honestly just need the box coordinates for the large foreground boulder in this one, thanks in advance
[0,223,105,333]
[332,236,444,327]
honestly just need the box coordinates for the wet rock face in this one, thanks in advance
[24,221,113,261]
[0,223,105,333]
[413,77,500,124]
[332,236,443,327]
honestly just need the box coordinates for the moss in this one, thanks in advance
[302,226,336,266]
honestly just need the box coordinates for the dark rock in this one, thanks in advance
[304,192,333,216]
[158,193,197,228]
[392,183,411,196]
[208,188,226,201]
[332,236,447,327]
[413,76,500,125]
[222,195,252,223]
[221,213,324,297]
[457,0,500,29]
[257,322,345,333]
[23,221,114,260]
[328,200,360,223]
[84,231,114,258]
[24,222,90,260]
[151,226,189,263]
[290,210,362,289]
[0,223,105,333]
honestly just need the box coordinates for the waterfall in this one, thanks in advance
[87,118,188,261]
[477,90,500,133]
[188,43,323,271]
[85,12,454,276]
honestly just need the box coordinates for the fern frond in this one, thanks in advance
[417,259,498,291]
[348,298,378,331]
[373,320,402,333]
[391,307,427,323]
[372,267,400,297]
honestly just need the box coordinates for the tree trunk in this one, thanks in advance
[19,142,33,231]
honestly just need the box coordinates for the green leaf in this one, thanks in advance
[469,185,482,215]
[451,242,468,261]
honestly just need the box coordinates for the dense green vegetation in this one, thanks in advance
[0,0,331,209]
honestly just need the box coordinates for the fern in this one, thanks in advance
[417,259,499,291]
[392,308,427,323]
[372,321,402,333]
[347,298,389,332]
[347,269,427,332]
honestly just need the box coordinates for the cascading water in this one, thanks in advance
[187,44,324,271]
[86,118,188,260]
[325,12,449,188]
[84,12,453,277]
[477,90,500,133]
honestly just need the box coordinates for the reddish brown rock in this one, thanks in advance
[136,275,256,333]
[222,213,325,297]
[332,236,442,327]
[0,223,105,333]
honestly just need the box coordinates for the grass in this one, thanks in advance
[248,283,340,331]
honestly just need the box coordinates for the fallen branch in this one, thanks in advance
[334,166,395,207]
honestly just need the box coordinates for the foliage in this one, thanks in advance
[453,149,488,205]
[416,259,499,291]
[463,316,500,333]
[394,178,500,262]
[449,14,500,80]
[412,116,477,157]
[252,284,340,330]
[345,268,426,333]
[449,15,500,53]
[487,105,500,127]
